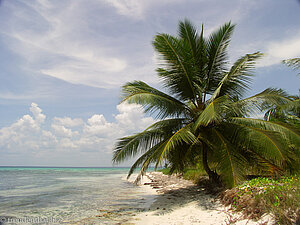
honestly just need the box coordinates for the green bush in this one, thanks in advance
[182,168,207,183]
[231,176,300,224]
[158,168,171,175]
[158,168,207,183]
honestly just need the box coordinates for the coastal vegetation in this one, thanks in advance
[221,175,300,224]
[159,168,300,224]
[113,19,300,188]
[159,167,206,183]
[264,58,300,130]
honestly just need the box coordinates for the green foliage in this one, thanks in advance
[233,176,300,224]
[158,168,207,183]
[264,96,300,128]
[158,168,171,175]
[181,168,207,182]
[113,19,300,188]
[283,58,300,75]
[122,81,187,119]
[263,59,300,129]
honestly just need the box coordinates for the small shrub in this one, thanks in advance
[182,168,207,183]
[158,168,171,175]
[221,175,300,224]
[158,168,207,184]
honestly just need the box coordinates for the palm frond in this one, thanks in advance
[218,123,285,176]
[212,128,246,187]
[178,19,207,100]
[113,132,160,164]
[153,33,196,101]
[281,98,300,115]
[113,119,185,163]
[127,141,165,182]
[167,143,192,172]
[178,19,198,60]
[283,58,300,75]
[231,118,300,152]
[265,98,300,122]
[127,124,196,183]
[122,81,187,119]
[194,23,207,95]
[204,22,235,96]
[234,88,291,116]
[229,118,299,166]
[153,123,197,169]
[209,52,263,101]
[195,96,230,128]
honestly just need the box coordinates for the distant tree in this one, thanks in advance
[264,58,300,128]
[264,94,299,126]
[113,20,300,187]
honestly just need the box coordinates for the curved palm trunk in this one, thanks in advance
[202,143,221,186]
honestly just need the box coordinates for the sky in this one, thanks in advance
[0,0,299,167]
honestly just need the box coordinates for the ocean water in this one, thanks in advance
[0,167,153,224]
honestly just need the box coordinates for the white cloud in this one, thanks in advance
[51,124,79,138]
[41,130,58,146]
[1,0,130,88]
[103,0,146,19]
[53,117,83,127]
[76,102,155,153]
[30,103,46,124]
[115,102,154,132]
[59,138,78,150]
[257,35,300,67]
[102,0,185,19]
[0,103,46,152]
[1,0,262,90]
[83,114,116,136]
[0,102,154,162]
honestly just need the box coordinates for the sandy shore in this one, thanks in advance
[128,172,274,225]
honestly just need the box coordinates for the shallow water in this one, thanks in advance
[0,167,152,224]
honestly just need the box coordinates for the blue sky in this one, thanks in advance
[0,0,299,167]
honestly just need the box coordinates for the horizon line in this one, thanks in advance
[0,165,130,168]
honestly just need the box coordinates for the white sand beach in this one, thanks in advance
[128,172,274,225]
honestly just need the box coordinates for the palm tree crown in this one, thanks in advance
[113,20,300,187]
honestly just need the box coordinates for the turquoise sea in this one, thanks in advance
[0,167,153,224]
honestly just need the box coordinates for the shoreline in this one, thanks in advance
[128,172,274,225]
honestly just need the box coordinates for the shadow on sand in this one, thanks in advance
[145,184,222,216]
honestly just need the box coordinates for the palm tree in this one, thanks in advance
[113,20,300,187]
[264,58,300,128]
